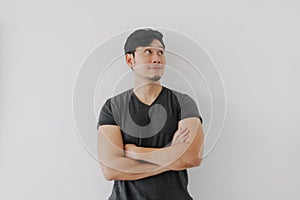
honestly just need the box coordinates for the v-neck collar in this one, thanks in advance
[131,86,165,107]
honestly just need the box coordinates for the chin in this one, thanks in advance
[148,75,161,81]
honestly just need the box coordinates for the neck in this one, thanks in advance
[133,81,162,100]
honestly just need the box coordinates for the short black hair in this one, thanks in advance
[124,28,165,55]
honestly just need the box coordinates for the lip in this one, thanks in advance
[148,65,163,69]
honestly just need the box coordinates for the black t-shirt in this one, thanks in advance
[97,86,202,200]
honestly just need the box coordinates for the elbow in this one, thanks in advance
[193,157,202,167]
[186,156,202,168]
[103,173,114,181]
[101,165,116,181]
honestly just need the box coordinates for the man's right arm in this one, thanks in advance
[97,125,169,181]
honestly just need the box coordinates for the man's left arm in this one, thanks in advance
[125,117,204,171]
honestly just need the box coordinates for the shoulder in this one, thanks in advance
[163,86,194,103]
[103,88,133,106]
[100,88,133,118]
[163,86,202,123]
[111,88,133,101]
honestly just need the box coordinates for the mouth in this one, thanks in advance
[148,65,163,69]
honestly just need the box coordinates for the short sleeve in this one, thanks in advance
[97,99,117,129]
[179,94,203,124]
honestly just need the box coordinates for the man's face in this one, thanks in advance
[130,39,166,82]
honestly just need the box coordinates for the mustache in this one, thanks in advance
[148,64,164,69]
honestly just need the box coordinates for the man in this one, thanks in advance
[97,28,204,200]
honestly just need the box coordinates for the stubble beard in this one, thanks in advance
[147,75,161,82]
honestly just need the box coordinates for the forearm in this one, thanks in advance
[101,155,169,181]
[128,143,200,171]
[130,118,204,170]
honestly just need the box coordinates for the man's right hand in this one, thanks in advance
[171,126,190,145]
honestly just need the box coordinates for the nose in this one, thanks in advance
[151,54,161,64]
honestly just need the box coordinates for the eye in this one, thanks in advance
[145,49,151,54]
[158,51,164,56]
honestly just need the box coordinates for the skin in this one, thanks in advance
[125,118,203,171]
[126,39,166,104]
[97,39,204,181]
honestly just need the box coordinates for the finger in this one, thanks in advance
[182,133,192,143]
[172,131,181,141]
[178,134,188,143]
[172,127,188,145]
[178,129,189,138]
[172,132,180,145]
[173,127,186,140]
[180,126,187,132]
[177,130,189,143]
[184,133,192,143]
[181,128,189,136]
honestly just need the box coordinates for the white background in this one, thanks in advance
[1,0,299,199]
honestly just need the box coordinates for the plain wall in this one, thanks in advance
[1,0,299,199]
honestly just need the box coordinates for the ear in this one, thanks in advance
[125,54,135,68]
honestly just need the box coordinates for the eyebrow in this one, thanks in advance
[149,45,164,48]
[142,46,164,50]
[135,46,165,52]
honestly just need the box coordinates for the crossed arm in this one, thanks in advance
[97,117,204,181]
[97,125,170,181]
